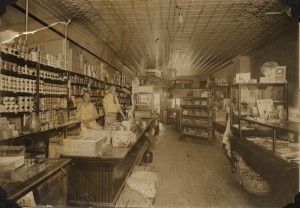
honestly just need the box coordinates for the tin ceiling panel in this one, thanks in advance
[33,0,297,77]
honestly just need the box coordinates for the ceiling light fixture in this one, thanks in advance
[176,5,183,23]
[179,11,183,23]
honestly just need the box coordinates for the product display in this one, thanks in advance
[230,83,287,129]
[62,133,110,156]
[112,130,133,147]
[180,91,212,141]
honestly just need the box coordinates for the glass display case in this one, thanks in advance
[230,83,288,131]
[134,92,154,118]
[0,157,70,201]
[211,86,230,122]
[238,117,299,162]
[229,83,298,202]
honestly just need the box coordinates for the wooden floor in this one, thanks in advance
[147,124,285,208]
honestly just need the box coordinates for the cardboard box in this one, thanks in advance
[139,86,154,93]
[260,66,286,83]
[235,73,251,83]
[274,66,286,82]
[63,133,109,156]
[112,130,133,147]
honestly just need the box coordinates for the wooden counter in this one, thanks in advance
[62,118,156,207]
[212,121,227,133]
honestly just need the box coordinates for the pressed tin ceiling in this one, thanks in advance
[32,0,297,77]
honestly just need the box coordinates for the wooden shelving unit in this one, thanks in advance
[180,94,212,142]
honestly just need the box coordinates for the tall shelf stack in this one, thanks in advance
[180,91,212,142]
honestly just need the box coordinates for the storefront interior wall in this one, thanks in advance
[212,24,299,108]
[249,24,299,108]
[4,2,134,83]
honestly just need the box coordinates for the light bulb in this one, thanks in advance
[179,11,183,23]
[179,15,183,23]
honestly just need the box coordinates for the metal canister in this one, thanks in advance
[143,150,153,163]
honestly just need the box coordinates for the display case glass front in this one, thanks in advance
[230,83,287,130]
[211,86,230,122]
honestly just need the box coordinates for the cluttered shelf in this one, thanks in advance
[0,119,80,143]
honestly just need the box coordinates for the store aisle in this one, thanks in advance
[148,124,279,208]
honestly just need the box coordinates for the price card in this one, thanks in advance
[256,99,273,118]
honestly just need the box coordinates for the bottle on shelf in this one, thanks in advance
[26,112,42,133]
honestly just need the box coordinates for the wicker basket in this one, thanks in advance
[240,170,271,196]
[236,157,271,196]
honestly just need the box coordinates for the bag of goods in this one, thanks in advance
[116,186,153,207]
[126,170,158,202]
[76,102,98,123]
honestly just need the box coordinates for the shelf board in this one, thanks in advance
[182,115,209,118]
[39,108,68,112]
[181,105,209,109]
[0,69,37,80]
[181,124,210,129]
[231,83,287,87]
[39,93,67,97]
[0,111,35,116]
[40,77,67,84]
[70,82,88,86]
[210,85,230,88]
[0,52,36,67]
[0,90,35,96]
[39,63,66,73]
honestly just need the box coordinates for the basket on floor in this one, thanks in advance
[240,169,271,196]
[236,155,271,196]
[126,170,158,204]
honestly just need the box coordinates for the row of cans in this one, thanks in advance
[1,60,36,76]
[39,81,68,95]
[0,96,35,113]
[0,74,36,94]
[39,98,68,111]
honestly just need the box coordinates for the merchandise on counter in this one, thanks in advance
[235,73,251,83]
[0,156,25,171]
[62,132,110,156]
[17,191,36,207]
[0,117,19,140]
[112,130,133,147]
[0,145,25,171]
